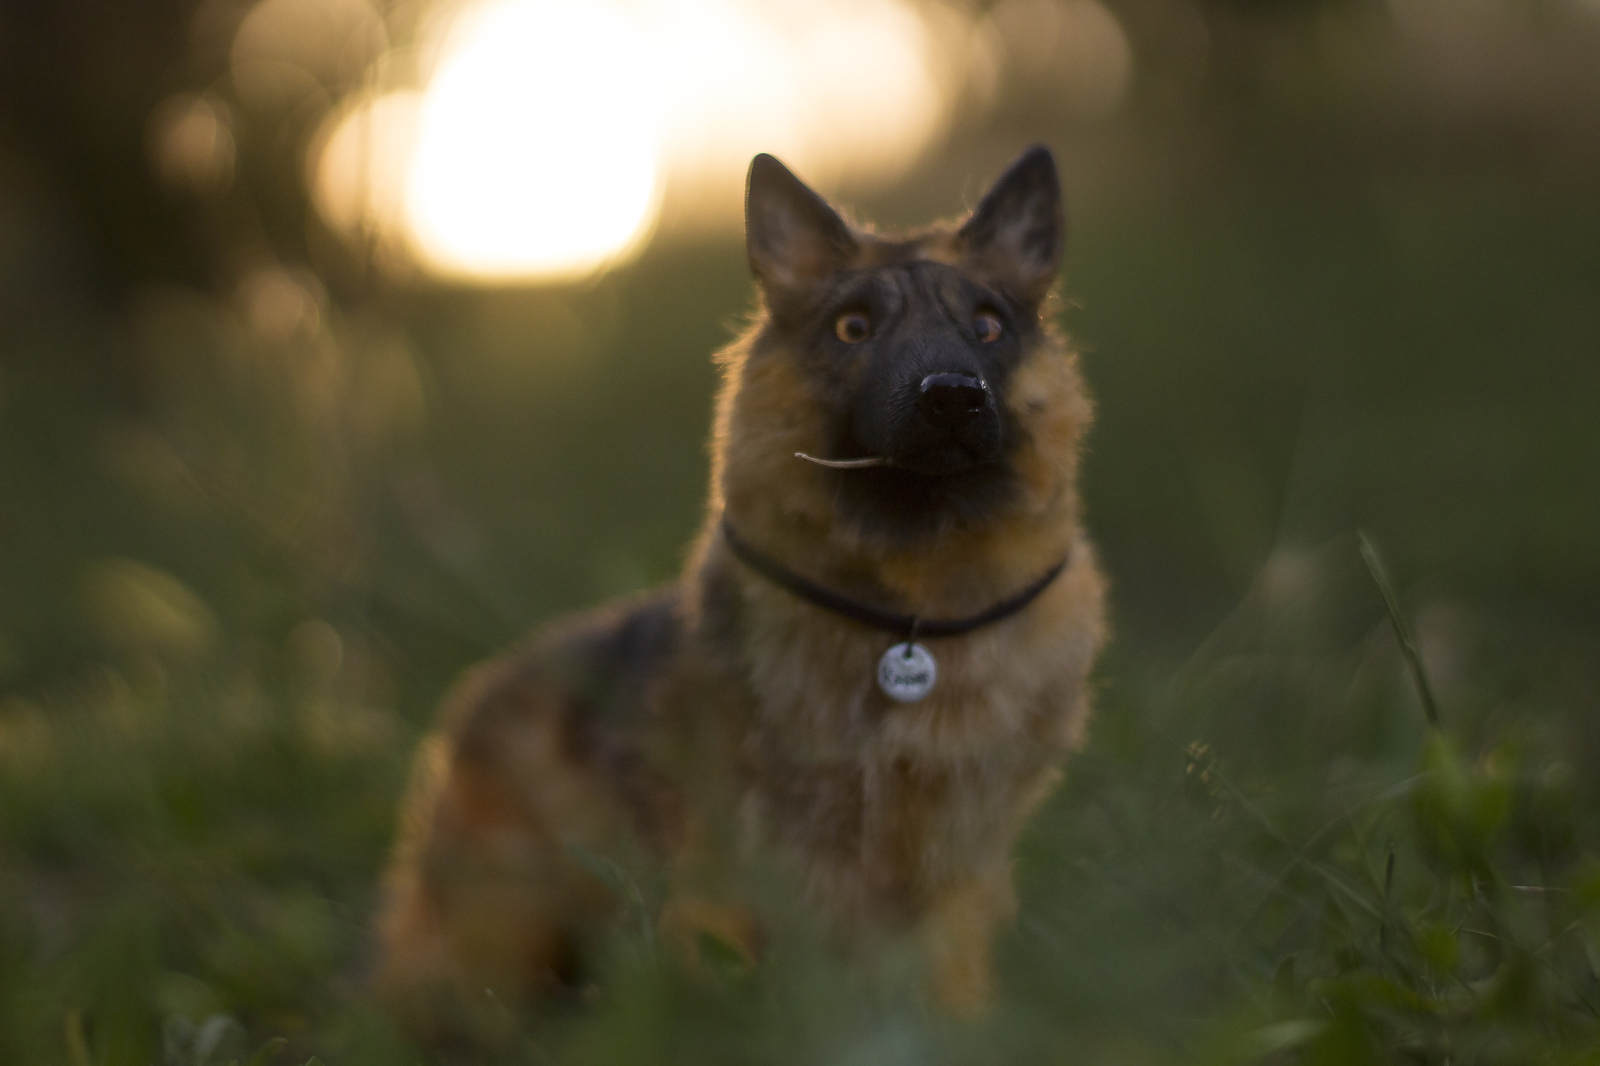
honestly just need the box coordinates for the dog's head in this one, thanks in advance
[717,146,1089,549]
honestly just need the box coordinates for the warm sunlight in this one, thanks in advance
[639,0,953,216]
[312,91,420,251]
[306,0,965,283]
[405,0,662,280]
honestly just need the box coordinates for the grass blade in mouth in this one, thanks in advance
[794,452,890,469]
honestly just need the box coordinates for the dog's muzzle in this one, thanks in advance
[876,371,998,475]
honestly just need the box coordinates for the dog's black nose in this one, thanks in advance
[919,373,989,427]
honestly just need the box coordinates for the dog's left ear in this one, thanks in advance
[746,153,858,298]
[958,145,1064,304]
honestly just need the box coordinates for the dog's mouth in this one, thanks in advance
[805,425,1018,540]
[891,441,993,477]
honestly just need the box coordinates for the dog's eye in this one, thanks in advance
[974,312,1004,343]
[834,311,871,344]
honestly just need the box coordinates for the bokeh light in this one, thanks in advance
[640,0,953,213]
[230,0,387,111]
[987,0,1132,117]
[147,93,237,193]
[311,91,422,248]
[308,0,971,283]
[404,0,662,281]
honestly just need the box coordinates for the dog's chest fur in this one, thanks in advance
[663,530,1103,924]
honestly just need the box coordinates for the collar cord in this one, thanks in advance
[719,518,1068,639]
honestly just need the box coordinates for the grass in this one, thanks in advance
[3,519,1598,1064]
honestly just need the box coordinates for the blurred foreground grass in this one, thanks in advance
[4,523,1600,1065]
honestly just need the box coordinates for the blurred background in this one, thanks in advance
[3,0,1600,1062]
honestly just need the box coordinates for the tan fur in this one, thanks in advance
[375,165,1106,1040]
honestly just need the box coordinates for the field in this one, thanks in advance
[3,0,1600,1062]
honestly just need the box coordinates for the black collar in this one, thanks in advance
[720,518,1068,639]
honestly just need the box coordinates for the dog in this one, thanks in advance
[374,145,1106,1040]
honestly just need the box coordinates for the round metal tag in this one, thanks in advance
[877,642,937,703]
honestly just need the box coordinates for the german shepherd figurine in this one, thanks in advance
[375,145,1106,1039]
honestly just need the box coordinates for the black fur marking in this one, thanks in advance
[554,591,687,853]
[537,587,683,720]
[751,258,1044,543]
[825,457,1023,545]
[449,590,686,854]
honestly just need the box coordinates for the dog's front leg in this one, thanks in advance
[922,868,1017,1018]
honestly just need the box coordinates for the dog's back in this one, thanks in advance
[375,590,685,1037]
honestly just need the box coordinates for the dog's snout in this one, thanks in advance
[918,373,989,428]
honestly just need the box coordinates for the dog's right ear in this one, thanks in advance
[746,154,857,297]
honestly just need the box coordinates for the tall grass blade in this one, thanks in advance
[1358,532,1442,728]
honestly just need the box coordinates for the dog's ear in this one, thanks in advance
[958,145,1064,304]
[746,154,857,297]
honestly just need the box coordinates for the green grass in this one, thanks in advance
[3,519,1598,1064]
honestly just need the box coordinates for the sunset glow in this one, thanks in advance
[308,0,964,283]
[405,0,662,280]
